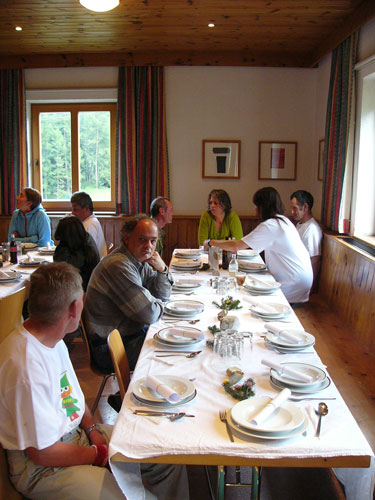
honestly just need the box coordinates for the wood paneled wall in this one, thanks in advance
[318,234,375,354]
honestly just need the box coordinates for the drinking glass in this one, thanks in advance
[16,242,22,260]
[1,242,9,262]
[236,272,246,287]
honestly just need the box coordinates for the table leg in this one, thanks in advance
[217,465,225,500]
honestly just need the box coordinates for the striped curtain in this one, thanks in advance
[321,33,358,232]
[0,69,25,215]
[115,67,169,215]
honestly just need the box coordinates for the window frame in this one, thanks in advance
[31,102,117,212]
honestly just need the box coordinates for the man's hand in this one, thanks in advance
[88,428,108,447]
[146,251,167,272]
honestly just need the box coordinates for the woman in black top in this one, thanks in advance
[54,216,100,291]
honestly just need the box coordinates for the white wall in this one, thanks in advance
[165,66,323,217]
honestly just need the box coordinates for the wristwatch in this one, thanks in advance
[207,239,212,248]
[86,424,103,436]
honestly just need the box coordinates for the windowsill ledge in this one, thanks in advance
[336,236,375,260]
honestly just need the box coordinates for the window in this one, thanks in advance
[31,103,116,211]
[351,58,375,245]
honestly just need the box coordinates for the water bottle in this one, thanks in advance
[10,237,18,264]
[228,254,238,277]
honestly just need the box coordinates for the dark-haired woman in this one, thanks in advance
[53,216,100,291]
[198,189,243,246]
[204,187,312,303]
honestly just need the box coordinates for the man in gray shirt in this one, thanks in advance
[83,214,172,372]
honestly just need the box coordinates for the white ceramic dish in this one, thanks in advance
[228,412,308,440]
[153,334,201,348]
[270,375,331,394]
[231,396,304,433]
[237,249,258,259]
[157,326,203,344]
[238,261,267,272]
[133,390,197,407]
[165,300,204,315]
[132,376,195,403]
[249,303,291,317]
[265,330,315,348]
[0,271,22,282]
[19,257,47,267]
[270,362,327,388]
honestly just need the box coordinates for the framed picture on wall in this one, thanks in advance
[318,138,325,181]
[202,140,241,179]
[258,141,297,180]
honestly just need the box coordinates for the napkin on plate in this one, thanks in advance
[27,254,34,263]
[170,328,204,341]
[250,388,291,425]
[243,297,278,314]
[0,271,10,279]
[266,322,303,344]
[261,359,314,383]
[145,375,181,403]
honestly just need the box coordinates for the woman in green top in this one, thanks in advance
[198,189,243,246]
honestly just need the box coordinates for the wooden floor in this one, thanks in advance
[70,292,375,498]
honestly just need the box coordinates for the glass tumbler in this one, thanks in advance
[1,242,10,262]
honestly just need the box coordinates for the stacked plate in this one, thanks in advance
[237,249,258,260]
[0,271,22,283]
[154,326,204,347]
[265,329,315,353]
[249,302,291,321]
[228,397,308,440]
[174,249,202,260]
[172,278,202,293]
[38,246,56,255]
[171,258,201,272]
[238,261,267,273]
[164,300,204,318]
[19,257,47,267]
[245,277,281,295]
[132,375,197,407]
[269,362,331,394]
[22,242,38,250]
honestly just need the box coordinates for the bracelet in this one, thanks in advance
[86,424,102,436]
[91,444,109,467]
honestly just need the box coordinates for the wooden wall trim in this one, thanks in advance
[318,234,375,354]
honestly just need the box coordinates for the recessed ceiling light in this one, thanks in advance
[208,23,215,28]
[15,26,23,31]
[79,0,119,12]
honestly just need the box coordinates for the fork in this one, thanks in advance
[288,397,336,402]
[219,410,234,442]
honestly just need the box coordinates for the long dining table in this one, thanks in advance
[109,250,374,500]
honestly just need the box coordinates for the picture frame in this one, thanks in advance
[258,141,297,180]
[202,140,241,179]
[318,138,324,181]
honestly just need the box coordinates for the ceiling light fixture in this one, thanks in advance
[208,22,215,28]
[15,26,23,31]
[79,0,119,12]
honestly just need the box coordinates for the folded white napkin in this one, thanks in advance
[261,359,314,383]
[266,322,303,344]
[46,242,51,250]
[145,375,181,403]
[169,328,204,341]
[0,271,10,279]
[27,254,34,263]
[250,388,291,425]
[247,276,275,289]
[243,297,277,314]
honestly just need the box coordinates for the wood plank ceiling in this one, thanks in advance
[0,0,374,69]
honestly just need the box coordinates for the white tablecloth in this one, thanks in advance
[109,252,374,500]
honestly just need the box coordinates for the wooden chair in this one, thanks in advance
[0,287,26,343]
[0,446,23,499]
[107,329,130,401]
[79,319,114,415]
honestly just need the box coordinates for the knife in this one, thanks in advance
[133,410,195,417]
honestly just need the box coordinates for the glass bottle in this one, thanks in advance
[228,254,238,277]
[10,236,18,264]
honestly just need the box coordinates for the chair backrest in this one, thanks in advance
[79,318,97,373]
[0,446,23,499]
[107,329,130,400]
[107,242,114,254]
[0,287,26,343]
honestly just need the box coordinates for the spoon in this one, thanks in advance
[155,350,202,358]
[315,402,328,438]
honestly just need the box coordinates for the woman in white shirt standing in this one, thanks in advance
[204,187,313,303]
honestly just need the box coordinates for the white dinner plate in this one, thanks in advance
[238,261,267,272]
[19,257,47,267]
[132,376,195,403]
[153,334,201,348]
[245,277,281,291]
[237,249,258,259]
[0,271,22,282]
[228,412,308,440]
[22,242,38,249]
[172,259,201,267]
[165,300,204,316]
[265,330,315,348]
[133,389,197,407]
[156,326,203,344]
[249,303,291,318]
[265,341,315,353]
[231,396,304,433]
[270,375,331,394]
[174,250,202,259]
[270,362,327,388]
[38,246,56,254]
[172,279,202,290]
[246,288,278,296]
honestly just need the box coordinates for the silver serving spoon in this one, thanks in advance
[155,350,201,358]
[315,402,329,438]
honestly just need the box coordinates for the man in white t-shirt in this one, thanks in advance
[71,191,107,258]
[290,190,323,287]
[0,262,188,500]
[150,196,173,257]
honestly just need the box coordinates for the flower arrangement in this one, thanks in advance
[212,296,242,311]
[223,377,256,401]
